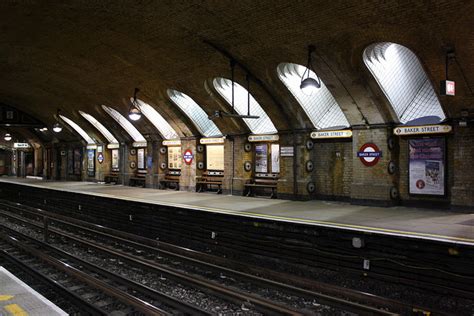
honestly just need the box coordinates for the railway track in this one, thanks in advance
[0,200,447,315]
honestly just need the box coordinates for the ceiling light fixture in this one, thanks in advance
[53,109,63,133]
[128,88,142,121]
[4,133,12,141]
[300,45,321,95]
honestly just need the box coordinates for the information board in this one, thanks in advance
[255,144,268,173]
[168,146,182,169]
[409,138,445,195]
[111,149,119,170]
[206,145,224,170]
[137,148,145,169]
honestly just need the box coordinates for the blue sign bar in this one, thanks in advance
[357,152,382,158]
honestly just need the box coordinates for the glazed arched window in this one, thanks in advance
[277,62,349,129]
[59,115,96,144]
[79,111,119,144]
[213,77,277,134]
[133,99,179,140]
[363,42,445,124]
[102,105,146,143]
[168,89,222,137]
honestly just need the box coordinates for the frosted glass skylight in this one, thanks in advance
[101,105,146,143]
[213,78,277,134]
[277,63,350,129]
[363,42,445,125]
[134,99,179,140]
[59,115,95,144]
[79,111,118,144]
[168,89,222,137]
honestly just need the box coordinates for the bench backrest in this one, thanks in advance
[165,170,180,180]
[135,169,147,178]
[254,173,278,185]
[202,170,224,181]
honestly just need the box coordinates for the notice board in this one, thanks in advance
[206,145,224,170]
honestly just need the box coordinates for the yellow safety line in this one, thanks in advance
[0,295,14,301]
[5,304,28,316]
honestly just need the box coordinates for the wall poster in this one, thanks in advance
[111,149,119,171]
[206,145,224,170]
[137,148,145,169]
[409,138,445,196]
[73,148,82,176]
[87,149,95,177]
[168,146,182,169]
[255,144,268,173]
[271,144,280,173]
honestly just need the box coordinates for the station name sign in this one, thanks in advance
[248,134,279,142]
[86,144,97,149]
[394,125,452,136]
[310,130,352,139]
[200,137,225,145]
[13,143,30,148]
[162,139,181,146]
[132,141,147,148]
[107,143,120,149]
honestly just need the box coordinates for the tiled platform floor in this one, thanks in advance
[1,177,473,246]
[0,267,67,316]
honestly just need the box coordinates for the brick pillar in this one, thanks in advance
[146,140,161,188]
[180,138,197,191]
[226,135,252,196]
[451,126,474,207]
[122,143,133,185]
[351,127,399,206]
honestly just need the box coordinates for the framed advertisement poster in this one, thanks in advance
[137,148,145,169]
[206,145,224,170]
[271,144,280,173]
[87,149,95,177]
[111,149,119,171]
[255,144,268,173]
[168,146,182,169]
[408,138,445,196]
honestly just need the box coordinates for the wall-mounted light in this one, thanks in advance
[300,45,321,96]
[4,133,12,141]
[53,109,63,133]
[128,88,142,121]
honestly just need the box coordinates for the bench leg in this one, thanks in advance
[270,188,276,199]
[217,185,222,194]
[245,187,252,197]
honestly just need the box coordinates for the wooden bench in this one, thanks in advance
[196,170,224,194]
[104,171,120,184]
[129,169,147,187]
[244,173,279,199]
[159,170,180,190]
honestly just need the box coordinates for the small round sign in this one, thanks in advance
[97,153,104,164]
[357,143,382,167]
[183,149,194,165]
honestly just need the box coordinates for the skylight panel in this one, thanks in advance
[277,63,350,129]
[134,99,179,140]
[101,105,146,143]
[59,115,96,144]
[363,42,445,124]
[168,89,222,137]
[79,111,118,144]
[213,78,277,134]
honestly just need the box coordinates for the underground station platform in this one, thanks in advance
[0,177,473,315]
[1,177,473,245]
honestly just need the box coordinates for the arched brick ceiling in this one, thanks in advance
[0,1,472,143]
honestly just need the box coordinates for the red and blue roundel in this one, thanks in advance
[183,149,194,165]
[357,143,382,167]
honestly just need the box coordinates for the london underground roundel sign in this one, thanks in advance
[183,149,194,165]
[357,143,382,167]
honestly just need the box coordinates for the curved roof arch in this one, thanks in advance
[101,105,146,143]
[79,111,119,144]
[168,89,222,137]
[277,63,350,130]
[363,42,445,125]
[59,115,96,144]
[134,98,179,140]
[213,78,277,135]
